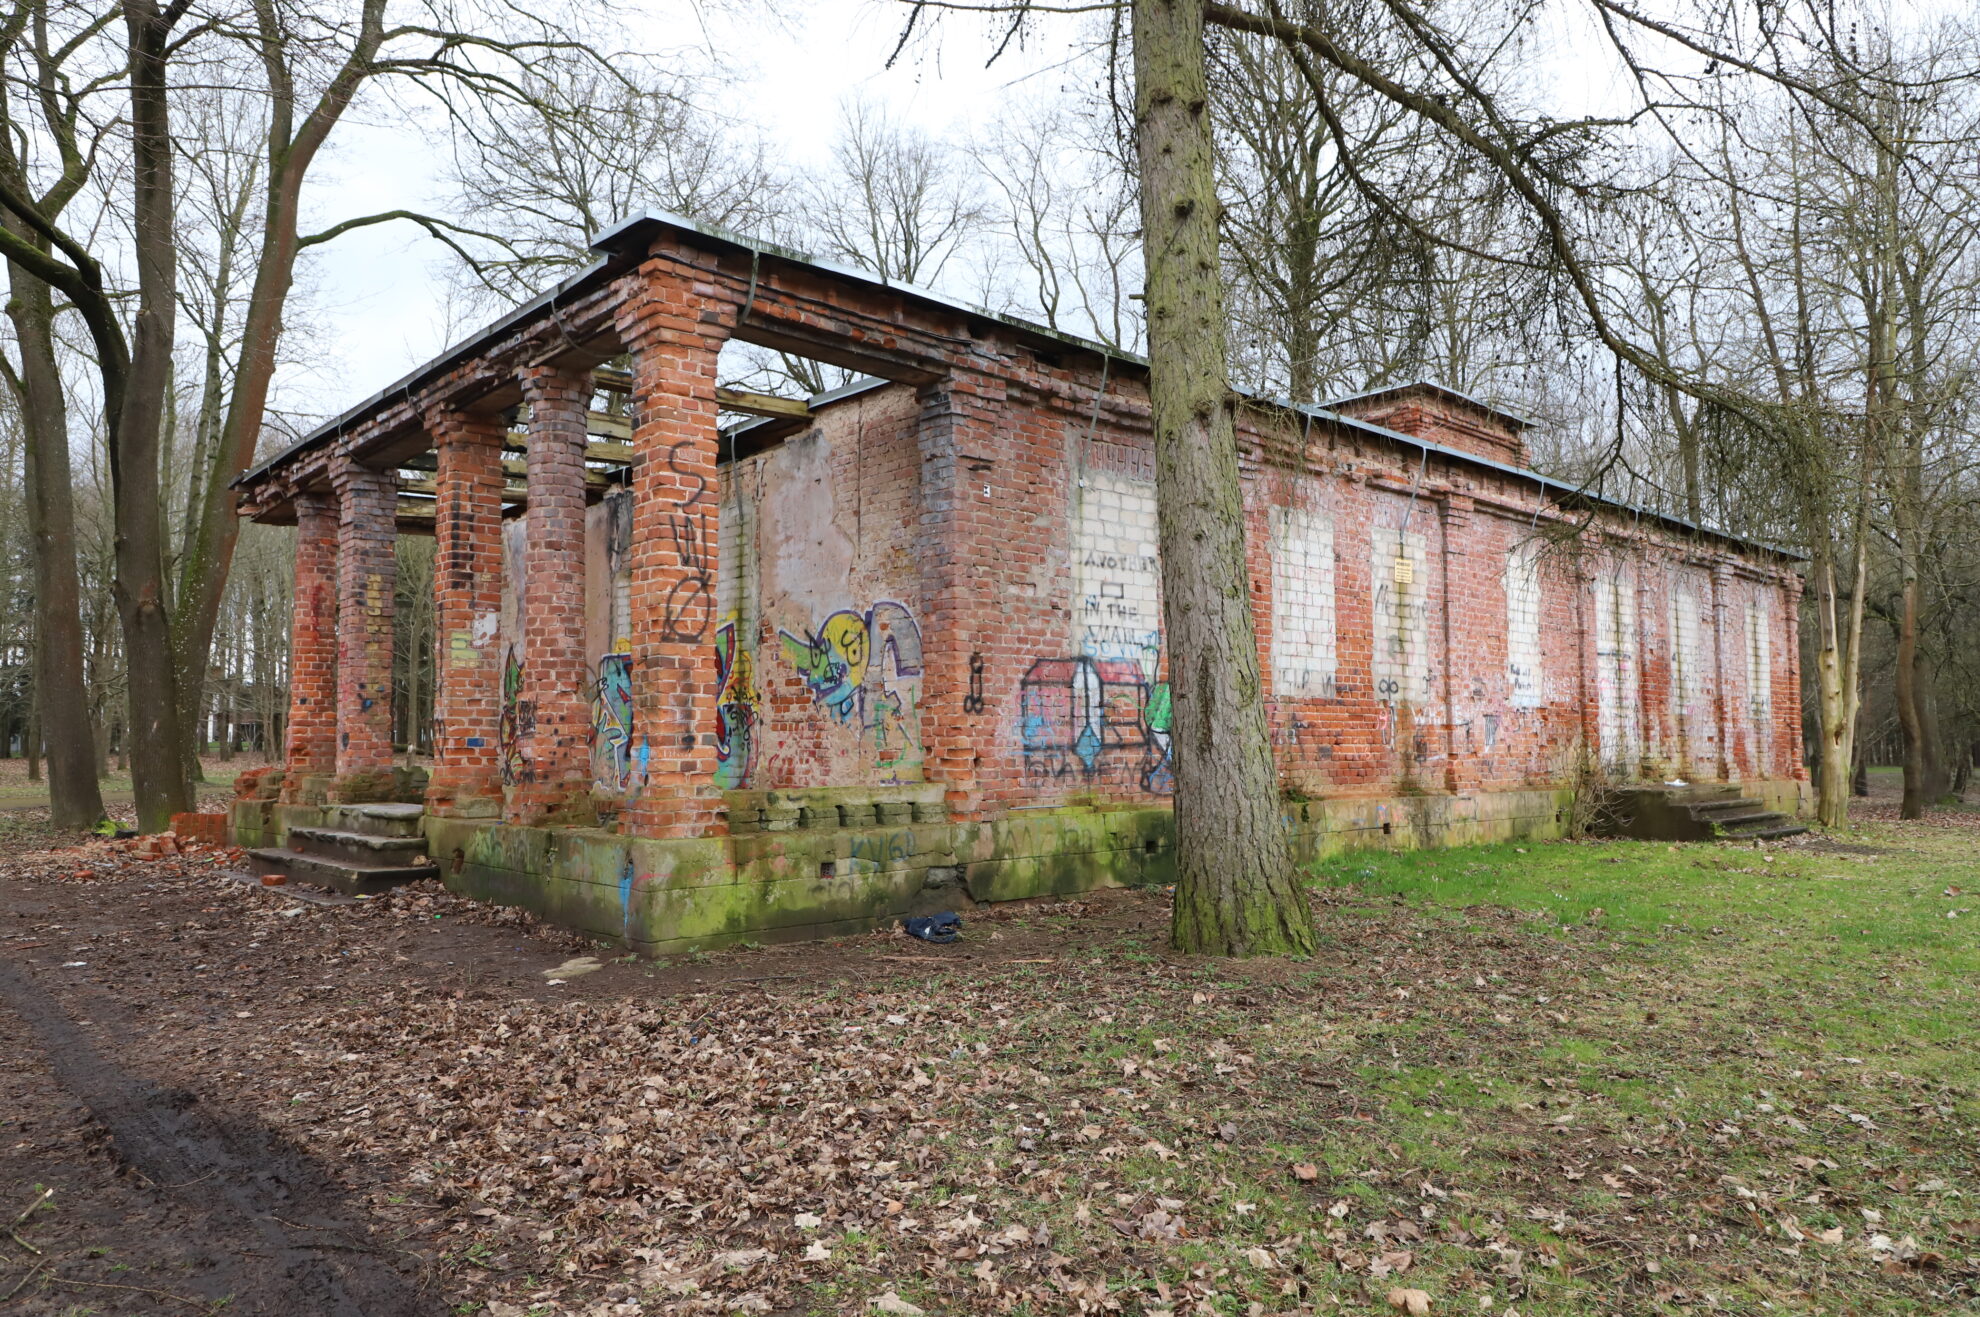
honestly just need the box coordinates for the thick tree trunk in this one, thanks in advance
[1809,531,1866,830]
[113,0,192,831]
[1133,0,1315,957]
[7,255,106,831]
[1893,505,1925,819]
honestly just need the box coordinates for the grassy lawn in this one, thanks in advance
[775,820,1980,1315]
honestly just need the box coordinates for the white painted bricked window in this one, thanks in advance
[1594,563,1642,775]
[1073,472,1163,663]
[1746,589,1773,746]
[1669,573,1704,716]
[1503,539,1543,708]
[1271,505,1337,698]
[1370,530,1431,705]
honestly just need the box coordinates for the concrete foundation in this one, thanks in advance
[224,781,1821,955]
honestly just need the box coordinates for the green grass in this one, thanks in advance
[788,817,1979,1315]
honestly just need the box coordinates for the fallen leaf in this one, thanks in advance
[1388,1286,1432,1315]
[871,1292,925,1315]
[1293,1162,1320,1181]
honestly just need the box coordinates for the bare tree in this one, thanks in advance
[447,49,792,304]
[805,97,987,287]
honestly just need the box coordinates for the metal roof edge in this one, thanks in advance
[1320,379,1538,430]
[591,209,1146,369]
[1269,394,1804,563]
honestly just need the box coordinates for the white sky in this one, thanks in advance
[282,0,1081,430]
[281,0,1808,433]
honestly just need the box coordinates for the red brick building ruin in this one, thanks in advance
[229,213,1808,951]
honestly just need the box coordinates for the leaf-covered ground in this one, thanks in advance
[0,794,1974,1316]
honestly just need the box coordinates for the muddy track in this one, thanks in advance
[0,957,426,1315]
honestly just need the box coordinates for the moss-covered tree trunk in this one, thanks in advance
[1133,0,1315,956]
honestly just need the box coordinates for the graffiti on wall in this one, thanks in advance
[498,646,533,785]
[777,600,925,783]
[590,645,647,793]
[1019,641,1173,794]
[713,619,761,788]
[659,440,715,643]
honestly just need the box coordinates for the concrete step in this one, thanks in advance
[1592,785,1809,842]
[1702,809,1780,830]
[334,802,426,839]
[1690,797,1767,817]
[244,846,436,896]
[285,825,428,868]
[1716,818,1810,841]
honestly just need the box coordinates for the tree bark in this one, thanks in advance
[6,253,106,830]
[1134,0,1315,957]
[112,0,192,831]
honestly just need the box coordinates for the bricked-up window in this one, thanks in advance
[1370,530,1431,707]
[1271,505,1337,698]
[1594,563,1642,775]
[1669,572,1704,718]
[1746,588,1773,751]
[1073,472,1163,663]
[1503,539,1543,708]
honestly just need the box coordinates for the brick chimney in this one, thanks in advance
[1327,381,1531,468]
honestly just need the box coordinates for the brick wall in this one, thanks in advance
[553,353,1804,823]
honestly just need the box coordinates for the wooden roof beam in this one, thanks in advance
[715,386,810,419]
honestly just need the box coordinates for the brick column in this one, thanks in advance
[1781,572,1807,782]
[1436,493,1469,794]
[510,365,596,823]
[281,492,339,801]
[913,374,1008,819]
[426,408,508,817]
[614,255,737,837]
[1709,560,1734,781]
[332,461,398,787]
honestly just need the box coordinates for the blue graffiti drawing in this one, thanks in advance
[713,619,760,788]
[1019,640,1171,795]
[590,650,638,791]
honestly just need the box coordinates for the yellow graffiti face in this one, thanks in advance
[821,612,869,686]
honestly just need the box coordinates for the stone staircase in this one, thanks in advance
[1596,784,1808,843]
[245,803,437,895]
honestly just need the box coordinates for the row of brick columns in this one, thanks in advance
[280,364,611,823]
[283,464,402,798]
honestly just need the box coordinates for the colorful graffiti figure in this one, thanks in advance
[778,610,870,722]
[870,687,916,776]
[498,646,533,785]
[1141,656,1174,794]
[713,619,761,788]
[777,601,925,782]
[590,647,639,792]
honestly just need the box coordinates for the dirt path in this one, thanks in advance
[0,958,425,1314]
[0,833,1102,1314]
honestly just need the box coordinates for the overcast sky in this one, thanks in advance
[280,1,1080,432]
